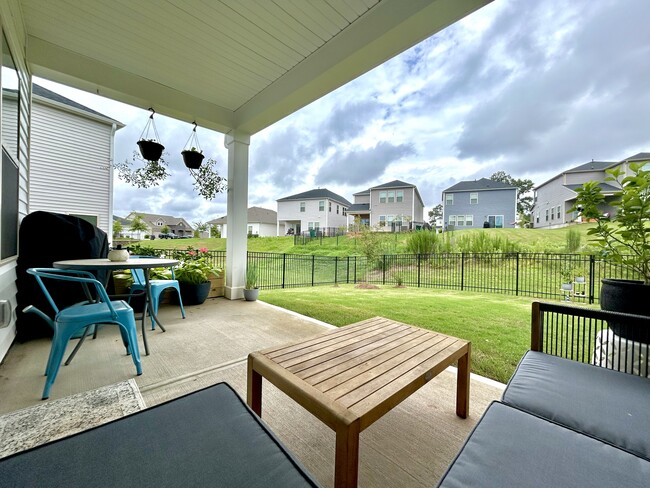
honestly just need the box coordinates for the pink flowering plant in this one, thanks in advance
[172,246,222,285]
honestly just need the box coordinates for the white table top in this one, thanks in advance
[53,258,180,270]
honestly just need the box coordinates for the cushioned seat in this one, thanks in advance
[437,401,650,488]
[0,383,321,488]
[502,350,650,461]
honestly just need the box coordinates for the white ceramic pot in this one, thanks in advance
[108,248,129,262]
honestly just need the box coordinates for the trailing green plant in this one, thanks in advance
[245,264,258,289]
[127,244,159,256]
[565,228,581,253]
[571,162,650,284]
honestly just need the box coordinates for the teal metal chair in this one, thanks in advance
[24,268,142,400]
[129,256,185,330]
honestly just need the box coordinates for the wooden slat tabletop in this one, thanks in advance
[255,317,469,430]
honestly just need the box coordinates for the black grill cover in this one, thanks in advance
[15,211,109,342]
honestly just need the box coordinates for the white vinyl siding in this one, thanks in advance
[28,101,115,234]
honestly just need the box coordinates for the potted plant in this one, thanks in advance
[244,264,259,301]
[559,266,574,292]
[182,147,205,169]
[572,162,650,341]
[137,139,165,162]
[174,250,221,305]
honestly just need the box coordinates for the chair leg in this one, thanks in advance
[150,294,159,330]
[119,315,142,376]
[43,327,76,400]
[177,289,186,320]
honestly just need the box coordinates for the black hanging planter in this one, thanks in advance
[182,150,205,169]
[138,140,165,162]
[136,108,164,162]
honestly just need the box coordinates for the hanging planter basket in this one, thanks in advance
[137,108,165,162]
[182,149,205,169]
[182,121,205,169]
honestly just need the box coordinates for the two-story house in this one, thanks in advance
[347,180,425,231]
[532,152,650,228]
[208,207,279,238]
[442,178,517,229]
[124,212,194,239]
[276,189,351,236]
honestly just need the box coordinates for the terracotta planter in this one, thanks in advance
[178,281,211,305]
[182,150,205,169]
[137,140,164,161]
[600,279,650,343]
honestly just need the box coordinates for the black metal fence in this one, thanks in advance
[146,249,640,304]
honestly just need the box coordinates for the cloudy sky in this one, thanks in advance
[37,0,650,226]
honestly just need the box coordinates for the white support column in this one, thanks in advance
[224,130,251,300]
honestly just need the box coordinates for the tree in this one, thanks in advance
[210,224,221,238]
[490,171,534,220]
[129,214,148,238]
[160,224,170,234]
[113,220,123,237]
[428,204,443,226]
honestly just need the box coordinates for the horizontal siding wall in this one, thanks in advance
[29,103,113,233]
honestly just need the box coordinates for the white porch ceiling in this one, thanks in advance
[21,0,491,134]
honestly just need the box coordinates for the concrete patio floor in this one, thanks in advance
[0,297,504,487]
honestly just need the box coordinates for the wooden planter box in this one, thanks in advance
[208,273,225,298]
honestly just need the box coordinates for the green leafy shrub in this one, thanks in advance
[565,228,581,252]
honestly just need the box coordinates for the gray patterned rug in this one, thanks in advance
[0,379,145,458]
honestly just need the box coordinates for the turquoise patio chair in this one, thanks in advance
[24,268,142,400]
[129,256,185,330]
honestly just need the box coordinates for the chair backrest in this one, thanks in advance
[27,268,118,319]
[129,255,176,282]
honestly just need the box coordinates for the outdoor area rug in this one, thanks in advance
[0,379,145,458]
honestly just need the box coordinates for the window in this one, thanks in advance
[379,215,386,226]
[396,190,404,202]
[319,200,324,211]
[386,215,395,222]
[457,215,465,226]
[470,192,478,204]
[300,202,305,212]
[545,209,549,221]
[487,215,504,228]
[387,191,395,203]
[466,215,474,227]
[445,193,453,205]
[247,225,253,234]
[379,191,387,203]
[343,207,347,216]
[308,221,320,230]
[536,212,539,224]
[551,209,554,220]
[336,205,339,214]
[329,201,332,212]
[70,214,98,226]
[557,205,562,220]
[448,215,456,226]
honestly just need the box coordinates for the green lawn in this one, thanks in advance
[260,285,534,384]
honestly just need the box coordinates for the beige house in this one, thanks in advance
[124,211,194,239]
[209,207,278,238]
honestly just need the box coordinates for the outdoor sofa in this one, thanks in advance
[0,382,322,487]
[437,349,650,487]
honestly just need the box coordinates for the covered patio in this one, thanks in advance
[0,298,503,487]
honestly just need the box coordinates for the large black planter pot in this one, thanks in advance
[137,140,165,162]
[600,279,650,343]
[178,281,211,305]
[182,150,205,169]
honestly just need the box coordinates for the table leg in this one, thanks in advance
[334,421,360,488]
[144,269,166,332]
[247,358,262,416]
[456,343,471,419]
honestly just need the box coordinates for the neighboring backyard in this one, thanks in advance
[258,284,539,384]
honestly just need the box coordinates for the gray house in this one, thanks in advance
[347,180,425,231]
[532,152,650,228]
[442,178,517,229]
[277,189,351,236]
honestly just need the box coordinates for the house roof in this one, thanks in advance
[371,179,415,190]
[277,189,352,207]
[347,203,370,213]
[112,215,131,226]
[443,178,516,193]
[20,0,490,135]
[32,84,123,127]
[208,207,277,225]
[565,161,616,173]
[621,152,650,162]
[127,212,193,230]
[353,189,371,196]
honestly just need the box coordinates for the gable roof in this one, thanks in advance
[32,84,124,127]
[621,152,650,162]
[277,188,352,206]
[565,161,616,173]
[126,212,193,230]
[443,178,516,193]
[564,183,619,194]
[347,203,370,213]
[370,179,416,190]
[208,207,277,225]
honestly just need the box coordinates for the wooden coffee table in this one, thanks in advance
[247,316,471,488]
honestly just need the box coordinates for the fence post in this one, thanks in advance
[589,255,596,304]
[515,252,520,296]
[417,254,421,288]
[334,256,338,285]
[382,255,386,285]
[311,255,315,286]
[346,256,350,284]
[461,252,465,291]
[282,253,286,289]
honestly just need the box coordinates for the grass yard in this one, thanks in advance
[260,285,534,384]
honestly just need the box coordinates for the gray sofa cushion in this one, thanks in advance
[0,382,321,488]
[437,401,650,488]
[502,350,650,461]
